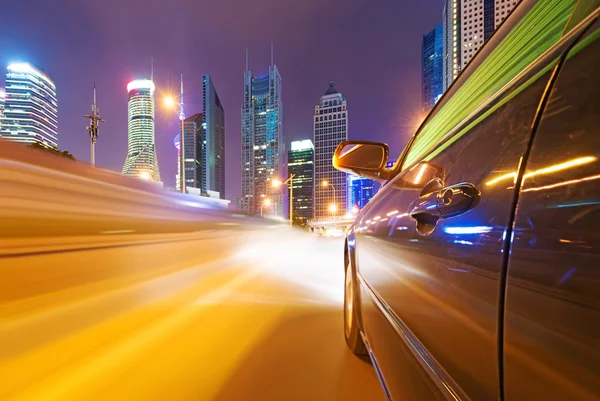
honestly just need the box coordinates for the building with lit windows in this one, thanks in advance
[422,24,444,111]
[348,176,379,211]
[314,81,348,219]
[443,0,518,90]
[122,79,161,182]
[202,75,226,199]
[0,63,58,148]
[182,113,204,190]
[238,58,283,216]
[288,139,314,224]
[0,88,4,131]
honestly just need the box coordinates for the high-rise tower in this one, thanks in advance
[238,49,284,216]
[202,75,226,198]
[0,63,58,148]
[443,0,519,90]
[122,79,161,181]
[0,88,5,132]
[422,24,444,112]
[314,81,348,219]
[288,139,314,225]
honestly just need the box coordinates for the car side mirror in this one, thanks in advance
[333,140,390,181]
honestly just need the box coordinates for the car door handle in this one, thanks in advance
[408,179,481,235]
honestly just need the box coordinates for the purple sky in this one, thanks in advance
[0,0,442,200]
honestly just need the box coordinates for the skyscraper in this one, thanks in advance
[0,88,5,132]
[422,24,444,111]
[183,113,204,190]
[122,79,161,182]
[238,53,284,216]
[348,176,379,211]
[202,75,226,199]
[0,63,58,148]
[443,0,519,90]
[314,81,348,219]
[288,139,314,225]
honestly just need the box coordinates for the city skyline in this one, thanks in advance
[0,0,441,202]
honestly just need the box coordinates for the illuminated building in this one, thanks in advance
[0,88,4,131]
[0,63,58,148]
[182,113,204,190]
[174,133,181,191]
[442,0,519,90]
[422,24,444,111]
[348,176,379,211]
[122,79,161,181]
[202,75,226,199]
[238,53,284,216]
[288,139,314,224]
[314,81,348,219]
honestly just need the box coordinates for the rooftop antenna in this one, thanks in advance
[151,56,154,81]
[245,48,249,71]
[85,84,104,166]
[270,41,274,66]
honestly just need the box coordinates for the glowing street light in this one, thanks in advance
[261,198,271,217]
[322,180,337,217]
[329,203,338,213]
[139,171,151,180]
[163,96,176,109]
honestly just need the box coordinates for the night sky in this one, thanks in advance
[0,0,442,200]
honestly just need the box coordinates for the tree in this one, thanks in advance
[29,142,76,161]
[291,210,305,227]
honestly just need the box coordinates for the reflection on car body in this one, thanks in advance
[335,1,600,400]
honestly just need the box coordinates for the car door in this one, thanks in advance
[503,15,600,401]
[353,6,585,401]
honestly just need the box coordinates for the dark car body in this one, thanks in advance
[340,1,600,400]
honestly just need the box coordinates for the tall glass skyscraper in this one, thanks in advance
[122,79,161,182]
[238,59,283,216]
[314,81,348,219]
[422,24,444,112]
[202,75,226,198]
[288,139,314,224]
[0,63,58,148]
[183,113,204,190]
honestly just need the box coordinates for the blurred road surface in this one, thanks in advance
[0,230,384,401]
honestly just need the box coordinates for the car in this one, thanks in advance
[333,1,600,400]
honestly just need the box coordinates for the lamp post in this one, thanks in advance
[272,173,296,227]
[164,75,186,193]
[322,180,337,217]
[261,198,271,217]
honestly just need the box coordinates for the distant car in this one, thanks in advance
[334,1,600,400]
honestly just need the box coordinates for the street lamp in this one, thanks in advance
[272,174,296,227]
[329,203,338,214]
[261,198,271,217]
[164,75,186,193]
[139,171,151,180]
[322,180,337,216]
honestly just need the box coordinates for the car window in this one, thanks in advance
[401,0,581,170]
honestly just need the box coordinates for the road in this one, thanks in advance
[0,229,384,401]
